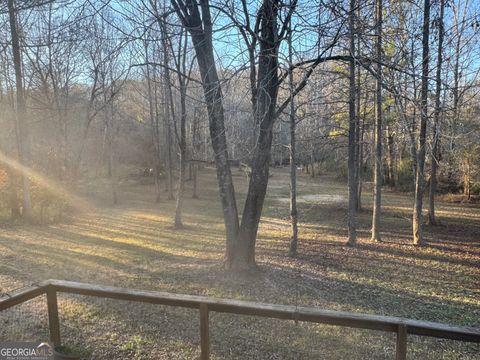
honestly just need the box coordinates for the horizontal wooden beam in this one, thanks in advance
[46,279,480,343]
[0,282,48,311]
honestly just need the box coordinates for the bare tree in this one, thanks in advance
[347,0,357,245]
[428,0,445,225]
[413,0,431,245]
[172,0,240,267]
[287,16,298,257]
[7,0,32,218]
[371,0,383,242]
[172,28,190,228]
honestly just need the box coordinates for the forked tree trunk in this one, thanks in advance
[234,0,280,269]
[413,0,431,245]
[173,0,288,270]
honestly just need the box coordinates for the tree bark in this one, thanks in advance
[287,17,298,257]
[8,0,32,219]
[235,0,280,268]
[371,0,383,242]
[347,0,357,245]
[145,41,162,203]
[428,0,444,225]
[413,0,431,246]
[354,13,362,212]
[191,31,240,265]
[174,31,189,228]
[171,0,240,265]
[191,108,200,199]
[386,124,395,188]
[173,0,291,270]
[160,22,175,201]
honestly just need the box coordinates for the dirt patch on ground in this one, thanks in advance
[275,194,347,205]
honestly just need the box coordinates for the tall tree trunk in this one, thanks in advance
[107,104,118,205]
[7,0,32,219]
[145,43,162,202]
[347,0,357,245]
[1,78,21,219]
[174,100,187,227]
[235,0,280,269]
[371,0,383,242]
[173,0,289,270]
[108,135,118,205]
[160,18,175,201]
[287,18,298,257]
[428,0,444,225]
[174,0,240,264]
[357,118,365,211]
[463,158,471,200]
[191,108,200,199]
[413,0,431,246]
[174,32,188,228]
[450,8,462,152]
[354,15,362,212]
[310,149,315,178]
[409,44,418,182]
[386,124,395,188]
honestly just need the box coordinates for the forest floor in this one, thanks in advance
[0,167,479,359]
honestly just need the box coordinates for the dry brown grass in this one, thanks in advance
[0,167,479,359]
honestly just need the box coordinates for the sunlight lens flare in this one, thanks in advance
[0,150,93,212]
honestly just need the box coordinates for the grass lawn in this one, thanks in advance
[0,167,479,359]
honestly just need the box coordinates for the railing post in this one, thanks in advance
[396,324,407,360]
[199,303,209,360]
[46,286,61,348]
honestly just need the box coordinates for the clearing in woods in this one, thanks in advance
[0,167,479,359]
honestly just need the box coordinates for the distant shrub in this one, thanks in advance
[437,164,463,194]
[471,182,480,196]
[324,158,348,180]
[31,183,69,223]
[396,157,415,192]
[0,166,68,223]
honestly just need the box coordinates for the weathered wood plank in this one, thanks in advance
[200,303,209,360]
[0,283,47,311]
[396,324,407,360]
[46,286,61,348]
[46,279,480,343]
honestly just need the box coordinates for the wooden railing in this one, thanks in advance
[1,279,479,359]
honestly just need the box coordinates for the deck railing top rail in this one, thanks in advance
[1,279,479,359]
